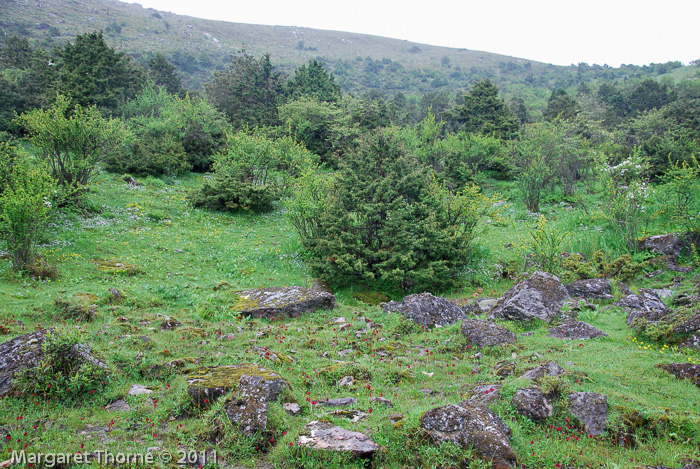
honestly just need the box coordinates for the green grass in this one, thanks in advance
[0,170,699,468]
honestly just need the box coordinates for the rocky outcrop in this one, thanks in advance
[615,289,668,325]
[512,388,553,421]
[186,364,290,408]
[233,286,335,318]
[461,384,501,405]
[0,329,108,397]
[489,271,569,323]
[420,402,516,469]
[297,420,380,457]
[223,375,272,436]
[657,363,700,388]
[548,321,608,340]
[381,292,466,327]
[461,319,517,347]
[568,392,608,435]
[565,278,614,300]
[638,234,684,259]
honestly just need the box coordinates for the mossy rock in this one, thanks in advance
[352,291,391,306]
[186,363,290,408]
[180,327,207,338]
[317,362,372,384]
[231,286,335,318]
[93,259,139,275]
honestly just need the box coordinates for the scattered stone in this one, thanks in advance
[233,286,336,318]
[159,316,182,330]
[618,289,669,326]
[489,271,569,323]
[568,392,608,435]
[521,331,534,337]
[565,278,614,300]
[129,384,154,396]
[679,334,700,350]
[519,361,565,380]
[108,288,124,303]
[381,292,466,327]
[336,376,355,387]
[651,288,675,299]
[657,363,700,387]
[638,234,684,259]
[673,314,700,335]
[371,396,394,406]
[461,318,517,347]
[565,361,575,367]
[512,388,553,421]
[420,402,516,469]
[284,402,302,415]
[645,269,665,279]
[461,384,501,405]
[461,298,499,314]
[186,363,290,408]
[547,321,608,340]
[325,409,369,422]
[222,333,237,340]
[105,399,131,412]
[298,420,380,458]
[320,397,358,407]
[668,262,693,273]
[144,357,199,378]
[224,375,271,436]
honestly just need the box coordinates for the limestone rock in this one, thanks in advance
[420,402,516,469]
[224,375,271,436]
[547,321,608,340]
[371,396,394,407]
[615,289,668,326]
[638,234,684,258]
[512,388,553,421]
[461,319,517,347]
[519,361,565,380]
[381,292,466,327]
[186,363,289,408]
[298,420,380,458]
[565,278,614,300]
[233,286,336,318]
[320,397,358,407]
[489,271,569,323]
[284,402,302,415]
[129,384,154,395]
[105,399,131,412]
[658,363,700,387]
[568,392,608,435]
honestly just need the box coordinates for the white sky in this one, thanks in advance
[122,0,699,67]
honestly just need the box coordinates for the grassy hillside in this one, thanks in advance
[4,0,693,97]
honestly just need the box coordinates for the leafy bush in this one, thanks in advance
[0,154,55,270]
[17,94,132,205]
[14,328,109,400]
[106,131,191,177]
[189,129,317,212]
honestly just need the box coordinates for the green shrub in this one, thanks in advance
[14,328,109,400]
[297,130,501,292]
[189,129,317,212]
[106,131,191,176]
[0,156,55,270]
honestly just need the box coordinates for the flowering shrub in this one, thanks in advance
[597,147,653,249]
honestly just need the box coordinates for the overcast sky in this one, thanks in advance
[122,0,698,67]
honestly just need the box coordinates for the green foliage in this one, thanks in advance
[658,154,700,235]
[278,97,353,163]
[0,154,55,270]
[14,328,109,400]
[441,131,508,187]
[446,80,520,140]
[52,31,145,112]
[299,130,500,291]
[189,129,317,212]
[283,171,336,241]
[205,50,285,130]
[286,59,341,103]
[17,94,132,204]
[115,83,228,173]
[146,53,183,96]
[543,88,579,122]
